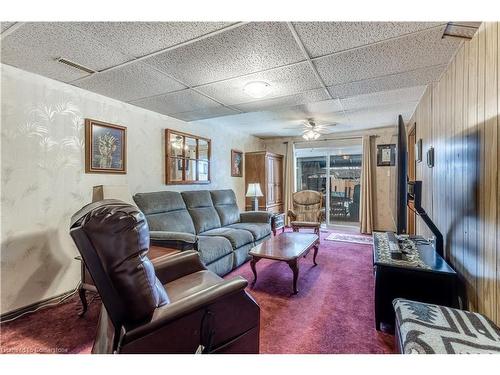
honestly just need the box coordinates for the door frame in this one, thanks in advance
[294,148,361,228]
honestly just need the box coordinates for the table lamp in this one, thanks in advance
[92,185,136,206]
[246,183,263,211]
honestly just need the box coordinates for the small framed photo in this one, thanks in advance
[85,119,126,174]
[231,149,243,177]
[377,144,396,166]
[416,138,423,162]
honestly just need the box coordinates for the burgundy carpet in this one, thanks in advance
[0,229,394,354]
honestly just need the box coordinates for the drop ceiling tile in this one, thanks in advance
[234,88,330,112]
[196,62,322,105]
[1,22,131,82]
[130,89,221,115]
[328,65,446,98]
[293,22,445,58]
[314,26,460,87]
[345,102,418,128]
[340,85,426,112]
[71,22,234,58]
[170,106,240,122]
[144,22,305,86]
[1,22,16,33]
[73,63,186,102]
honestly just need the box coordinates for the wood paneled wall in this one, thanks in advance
[408,22,499,324]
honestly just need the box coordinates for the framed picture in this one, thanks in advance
[85,119,126,174]
[416,138,423,162]
[376,144,396,166]
[231,149,243,177]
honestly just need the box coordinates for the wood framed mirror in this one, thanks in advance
[165,129,211,185]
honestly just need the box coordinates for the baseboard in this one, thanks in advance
[0,289,75,322]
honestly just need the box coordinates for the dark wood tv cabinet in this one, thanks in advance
[373,232,459,330]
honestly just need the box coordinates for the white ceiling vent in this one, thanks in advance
[442,22,481,40]
[56,57,96,74]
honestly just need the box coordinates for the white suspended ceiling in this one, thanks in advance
[0,21,479,138]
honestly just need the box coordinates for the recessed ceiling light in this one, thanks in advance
[243,81,272,99]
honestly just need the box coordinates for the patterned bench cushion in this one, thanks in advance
[394,298,500,354]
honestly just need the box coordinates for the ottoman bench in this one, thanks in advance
[393,298,500,354]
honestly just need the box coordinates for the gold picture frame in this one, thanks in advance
[85,119,127,174]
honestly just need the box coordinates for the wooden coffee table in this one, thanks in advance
[249,232,320,294]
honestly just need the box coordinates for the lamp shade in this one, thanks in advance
[246,183,263,197]
[92,185,136,206]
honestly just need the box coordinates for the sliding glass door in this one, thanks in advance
[328,154,362,225]
[295,140,362,227]
[295,154,327,225]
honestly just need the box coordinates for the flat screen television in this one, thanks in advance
[395,114,408,234]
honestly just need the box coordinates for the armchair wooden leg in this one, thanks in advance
[314,226,320,242]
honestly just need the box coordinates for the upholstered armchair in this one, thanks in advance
[287,190,323,237]
[70,199,260,354]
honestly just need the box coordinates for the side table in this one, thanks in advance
[271,212,286,236]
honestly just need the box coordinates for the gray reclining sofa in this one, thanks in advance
[133,189,272,276]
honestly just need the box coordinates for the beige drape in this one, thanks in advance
[284,141,296,226]
[360,135,374,234]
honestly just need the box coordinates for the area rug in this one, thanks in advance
[0,229,392,354]
[325,232,373,245]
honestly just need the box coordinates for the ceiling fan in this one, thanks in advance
[285,119,337,140]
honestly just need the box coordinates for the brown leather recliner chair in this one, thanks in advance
[69,199,260,354]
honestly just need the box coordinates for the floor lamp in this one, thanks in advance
[246,183,263,211]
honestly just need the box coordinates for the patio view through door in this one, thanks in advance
[295,139,363,228]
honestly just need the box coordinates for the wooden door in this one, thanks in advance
[407,124,416,235]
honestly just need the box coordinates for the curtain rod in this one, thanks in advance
[283,135,379,144]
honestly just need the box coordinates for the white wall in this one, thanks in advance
[0,64,264,314]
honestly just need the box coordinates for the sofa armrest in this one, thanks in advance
[149,231,197,250]
[287,210,297,221]
[240,211,272,224]
[152,250,206,284]
[123,276,249,343]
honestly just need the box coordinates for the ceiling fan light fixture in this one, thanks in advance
[303,130,320,141]
[243,81,272,99]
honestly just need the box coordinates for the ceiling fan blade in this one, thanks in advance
[282,125,304,130]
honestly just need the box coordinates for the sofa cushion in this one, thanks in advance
[181,190,221,234]
[227,222,271,241]
[197,235,233,265]
[134,191,185,215]
[205,253,234,277]
[201,227,254,249]
[134,191,196,234]
[210,189,240,226]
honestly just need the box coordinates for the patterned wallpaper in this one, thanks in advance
[0,64,264,314]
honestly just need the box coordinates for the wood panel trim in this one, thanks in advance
[408,22,499,324]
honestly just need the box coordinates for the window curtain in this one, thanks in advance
[284,141,296,226]
[360,135,374,234]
